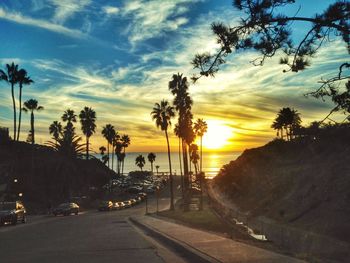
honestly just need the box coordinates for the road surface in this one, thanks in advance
[0,198,176,263]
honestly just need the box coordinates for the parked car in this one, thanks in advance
[123,200,132,208]
[116,202,125,209]
[53,203,79,216]
[0,201,26,225]
[112,202,121,210]
[98,201,113,211]
[128,186,143,193]
[130,199,137,206]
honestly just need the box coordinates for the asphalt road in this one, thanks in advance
[0,198,175,263]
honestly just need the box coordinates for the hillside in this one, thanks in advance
[0,140,114,212]
[213,124,350,243]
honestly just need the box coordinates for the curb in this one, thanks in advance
[129,216,221,263]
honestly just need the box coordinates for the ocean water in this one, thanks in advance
[98,151,241,179]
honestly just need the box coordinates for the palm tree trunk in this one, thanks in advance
[178,136,184,200]
[11,82,17,140]
[121,148,126,175]
[86,136,89,160]
[111,146,114,172]
[281,128,284,140]
[30,110,34,144]
[200,136,203,173]
[182,139,189,211]
[107,143,110,168]
[165,129,174,211]
[17,83,23,141]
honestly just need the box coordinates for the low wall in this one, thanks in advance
[208,187,350,262]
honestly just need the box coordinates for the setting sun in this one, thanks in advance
[198,120,233,150]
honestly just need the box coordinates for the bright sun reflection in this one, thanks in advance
[197,120,233,150]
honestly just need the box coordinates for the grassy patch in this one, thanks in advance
[157,199,230,234]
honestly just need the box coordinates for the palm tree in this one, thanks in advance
[151,100,175,210]
[155,165,160,175]
[111,132,120,172]
[0,63,19,140]
[114,140,123,174]
[121,134,130,175]
[194,118,208,173]
[147,152,156,173]
[47,134,84,159]
[22,99,44,145]
[61,109,77,138]
[271,117,284,139]
[49,121,63,144]
[189,144,199,175]
[79,107,96,160]
[117,152,125,174]
[169,73,193,211]
[16,69,33,141]
[135,155,145,171]
[99,146,108,164]
[101,124,115,169]
[272,108,302,141]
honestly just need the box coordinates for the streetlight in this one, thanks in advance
[14,179,18,183]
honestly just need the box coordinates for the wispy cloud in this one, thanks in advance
[121,0,201,45]
[49,0,91,25]
[0,7,87,38]
[102,5,119,16]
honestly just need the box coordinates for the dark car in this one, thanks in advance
[0,201,26,225]
[98,201,113,211]
[53,203,79,216]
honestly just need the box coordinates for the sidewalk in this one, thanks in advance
[130,215,306,263]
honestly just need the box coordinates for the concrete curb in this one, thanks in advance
[129,216,221,263]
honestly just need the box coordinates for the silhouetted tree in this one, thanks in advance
[121,134,130,175]
[174,124,184,199]
[115,140,123,174]
[110,132,119,172]
[169,73,193,211]
[48,133,84,159]
[192,1,349,119]
[147,152,156,173]
[156,165,160,175]
[22,99,44,144]
[193,118,208,173]
[189,144,199,176]
[272,107,301,140]
[135,155,145,171]
[151,100,175,210]
[61,109,77,139]
[49,121,63,145]
[101,124,115,169]
[99,146,109,164]
[0,63,19,140]
[16,69,33,141]
[79,107,96,160]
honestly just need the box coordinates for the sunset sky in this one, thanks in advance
[0,0,348,153]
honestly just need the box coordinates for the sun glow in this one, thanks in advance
[198,120,233,150]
